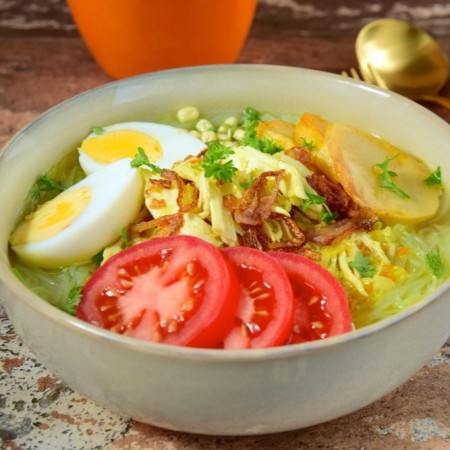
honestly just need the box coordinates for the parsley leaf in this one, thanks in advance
[92,126,105,135]
[426,249,445,278]
[301,137,315,151]
[302,191,325,211]
[374,155,410,199]
[130,147,162,173]
[350,250,376,277]
[121,226,130,249]
[242,106,260,129]
[320,209,339,223]
[199,141,238,183]
[425,166,442,187]
[239,174,254,190]
[242,106,283,155]
[91,250,104,266]
[37,174,65,193]
[259,137,284,155]
[61,286,83,315]
[11,267,25,282]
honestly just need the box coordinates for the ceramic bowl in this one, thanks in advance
[1,65,449,436]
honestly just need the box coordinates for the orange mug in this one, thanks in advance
[67,0,257,79]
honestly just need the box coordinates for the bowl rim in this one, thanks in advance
[1,63,450,362]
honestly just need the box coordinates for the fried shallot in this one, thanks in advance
[130,213,184,239]
[224,170,284,226]
[307,173,378,230]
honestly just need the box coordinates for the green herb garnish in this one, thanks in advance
[258,137,284,155]
[36,174,65,193]
[199,141,238,183]
[11,267,25,282]
[374,155,410,199]
[350,250,376,277]
[238,172,255,190]
[121,226,130,249]
[91,250,104,267]
[92,126,105,135]
[242,106,260,129]
[130,147,162,173]
[301,137,315,151]
[302,191,326,211]
[320,209,339,223]
[61,286,83,315]
[426,249,445,278]
[242,106,283,155]
[425,166,442,187]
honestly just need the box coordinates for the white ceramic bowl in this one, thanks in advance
[1,65,449,436]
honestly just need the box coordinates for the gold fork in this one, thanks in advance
[342,66,450,109]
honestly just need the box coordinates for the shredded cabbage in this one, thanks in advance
[318,222,450,327]
[18,152,85,221]
[11,252,96,311]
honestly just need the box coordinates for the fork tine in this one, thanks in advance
[350,67,361,80]
[341,67,366,81]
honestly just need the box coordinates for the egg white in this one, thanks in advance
[78,122,206,175]
[10,158,143,268]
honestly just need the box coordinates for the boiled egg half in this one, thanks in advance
[78,122,206,174]
[10,158,143,268]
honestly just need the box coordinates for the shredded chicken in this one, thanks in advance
[238,213,306,253]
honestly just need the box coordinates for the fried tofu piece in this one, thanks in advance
[256,119,296,150]
[314,123,442,224]
[294,113,330,150]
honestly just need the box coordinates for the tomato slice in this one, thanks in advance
[76,235,240,348]
[220,247,295,349]
[268,252,352,344]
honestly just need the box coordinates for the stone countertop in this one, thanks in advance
[0,1,449,448]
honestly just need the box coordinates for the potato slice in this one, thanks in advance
[294,113,330,149]
[256,119,295,150]
[314,123,442,224]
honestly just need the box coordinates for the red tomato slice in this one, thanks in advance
[220,247,295,349]
[76,235,240,348]
[269,252,353,344]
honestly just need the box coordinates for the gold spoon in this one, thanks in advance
[355,18,450,109]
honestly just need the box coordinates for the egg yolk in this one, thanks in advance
[79,130,162,164]
[10,187,92,245]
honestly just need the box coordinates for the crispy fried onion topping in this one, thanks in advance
[147,169,199,213]
[306,173,378,231]
[130,212,184,239]
[305,218,360,246]
[132,170,200,240]
[297,173,378,246]
[224,170,284,226]
[285,146,316,170]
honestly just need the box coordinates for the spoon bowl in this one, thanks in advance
[356,18,450,108]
